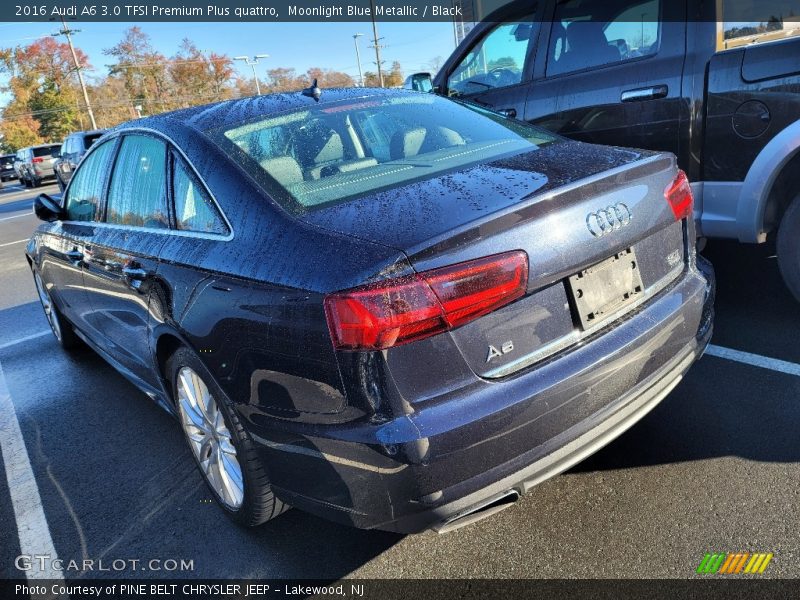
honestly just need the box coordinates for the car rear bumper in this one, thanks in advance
[249,263,714,533]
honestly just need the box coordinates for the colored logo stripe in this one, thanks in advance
[697,553,773,574]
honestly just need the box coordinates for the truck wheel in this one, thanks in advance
[777,194,800,302]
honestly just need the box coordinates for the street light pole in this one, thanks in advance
[52,16,97,129]
[234,54,269,95]
[353,34,365,87]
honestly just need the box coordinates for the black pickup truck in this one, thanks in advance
[414,0,800,299]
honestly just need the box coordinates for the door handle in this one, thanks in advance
[497,107,517,119]
[122,265,151,281]
[621,85,668,103]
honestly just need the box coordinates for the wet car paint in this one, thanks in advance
[27,88,715,532]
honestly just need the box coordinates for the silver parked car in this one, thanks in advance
[18,144,62,188]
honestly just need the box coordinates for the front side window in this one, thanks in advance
[64,140,116,222]
[547,0,661,77]
[447,16,536,95]
[106,135,168,229]
[210,94,559,212]
[172,156,228,235]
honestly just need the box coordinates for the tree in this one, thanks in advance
[363,71,381,87]
[0,115,42,153]
[384,61,404,87]
[265,67,302,92]
[0,37,84,147]
[207,52,235,100]
[487,56,518,71]
[305,68,355,88]
[104,27,170,114]
[427,56,444,76]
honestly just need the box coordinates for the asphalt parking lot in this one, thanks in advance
[0,180,798,581]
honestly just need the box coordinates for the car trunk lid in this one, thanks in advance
[303,141,687,378]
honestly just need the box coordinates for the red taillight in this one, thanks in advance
[32,157,44,163]
[324,251,529,351]
[665,170,693,221]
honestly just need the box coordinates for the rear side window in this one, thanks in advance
[722,0,800,49]
[65,140,116,222]
[547,0,661,77]
[172,156,228,235]
[106,135,168,229]
[83,133,104,150]
[33,146,58,158]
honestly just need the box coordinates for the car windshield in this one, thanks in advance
[0,157,13,167]
[33,145,59,157]
[209,93,559,211]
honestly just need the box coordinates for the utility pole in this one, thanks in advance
[234,54,269,95]
[52,16,97,130]
[368,0,385,87]
[353,33,365,87]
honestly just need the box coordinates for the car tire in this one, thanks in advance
[32,269,82,350]
[167,346,289,527]
[31,176,40,188]
[22,176,31,188]
[778,194,800,303]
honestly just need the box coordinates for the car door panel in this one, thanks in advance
[524,0,687,161]
[80,133,170,387]
[82,228,166,386]
[42,138,117,333]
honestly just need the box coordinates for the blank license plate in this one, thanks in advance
[568,248,644,330]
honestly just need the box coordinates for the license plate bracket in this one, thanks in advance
[568,248,644,330]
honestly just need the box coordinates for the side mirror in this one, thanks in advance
[33,193,64,222]
[404,72,434,93]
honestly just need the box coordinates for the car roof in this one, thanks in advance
[117,87,411,134]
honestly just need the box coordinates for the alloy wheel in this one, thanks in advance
[176,366,244,509]
[34,272,63,342]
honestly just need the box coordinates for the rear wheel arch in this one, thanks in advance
[154,331,188,405]
[737,119,800,243]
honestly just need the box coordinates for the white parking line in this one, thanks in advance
[706,344,800,378]
[0,212,33,222]
[0,239,28,248]
[0,331,51,352]
[0,360,64,582]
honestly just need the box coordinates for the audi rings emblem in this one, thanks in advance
[586,203,633,237]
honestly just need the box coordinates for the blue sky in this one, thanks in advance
[0,20,458,105]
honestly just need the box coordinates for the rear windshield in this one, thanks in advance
[33,145,60,157]
[83,133,104,149]
[209,93,558,212]
[0,156,13,167]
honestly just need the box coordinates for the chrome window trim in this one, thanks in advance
[62,127,235,242]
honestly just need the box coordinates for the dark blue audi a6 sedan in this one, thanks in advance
[27,88,714,533]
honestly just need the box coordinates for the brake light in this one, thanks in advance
[32,157,44,163]
[664,170,693,221]
[324,251,529,351]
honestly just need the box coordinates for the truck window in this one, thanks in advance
[547,0,661,77]
[722,0,800,50]
[447,14,537,96]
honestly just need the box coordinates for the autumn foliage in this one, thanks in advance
[0,27,369,153]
